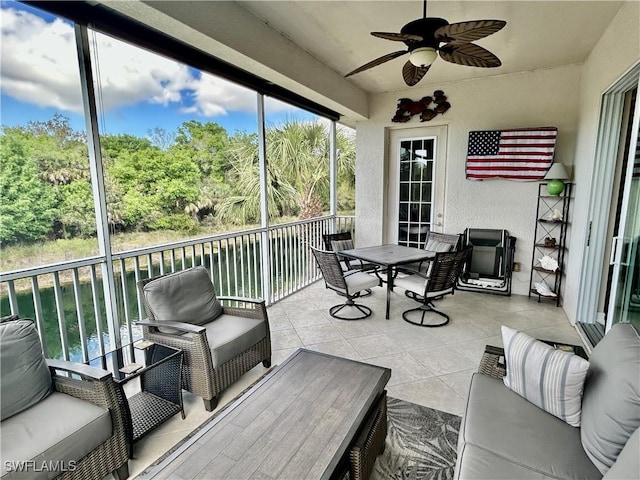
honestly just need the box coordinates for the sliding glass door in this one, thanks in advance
[607,95,640,329]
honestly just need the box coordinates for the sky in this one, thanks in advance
[0,1,317,139]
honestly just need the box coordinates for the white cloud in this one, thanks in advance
[1,7,83,112]
[0,5,300,119]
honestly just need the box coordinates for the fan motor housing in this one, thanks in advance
[401,17,449,50]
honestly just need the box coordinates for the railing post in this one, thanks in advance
[257,93,271,304]
[75,25,122,350]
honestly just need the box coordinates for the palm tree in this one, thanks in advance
[216,120,355,225]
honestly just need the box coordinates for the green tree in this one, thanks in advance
[57,180,96,237]
[217,120,356,225]
[108,146,201,231]
[173,120,229,179]
[21,115,95,238]
[0,127,56,243]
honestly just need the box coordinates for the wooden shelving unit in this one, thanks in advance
[529,183,572,306]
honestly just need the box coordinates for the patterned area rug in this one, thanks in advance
[372,397,461,480]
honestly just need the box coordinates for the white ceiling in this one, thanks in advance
[237,1,624,94]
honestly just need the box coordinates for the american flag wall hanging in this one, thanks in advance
[466,127,558,180]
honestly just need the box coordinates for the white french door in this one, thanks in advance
[387,126,447,247]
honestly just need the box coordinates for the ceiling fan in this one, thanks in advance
[345,0,506,86]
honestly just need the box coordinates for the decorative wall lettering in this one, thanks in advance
[391,90,451,123]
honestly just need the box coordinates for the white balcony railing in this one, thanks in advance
[0,215,354,362]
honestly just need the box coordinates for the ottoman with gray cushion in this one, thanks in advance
[0,318,129,480]
[454,322,640,479]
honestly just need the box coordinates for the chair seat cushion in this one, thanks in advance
[457,373,601,480]
[1,392,112,480]
[0,319,52,421]
[343,271,379,295]
[204,314,267,368]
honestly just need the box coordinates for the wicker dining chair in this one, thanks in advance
[394,248,471,327]
[137,266,271,411]
[311,246,379,320]
[322,232,380,295]
[399,231,462,276]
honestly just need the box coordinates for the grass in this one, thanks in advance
[0,228,237,274]
[0,212,354,295]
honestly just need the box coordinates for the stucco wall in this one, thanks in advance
[357,64,581,296]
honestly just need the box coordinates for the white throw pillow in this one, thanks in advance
[501,326,589,427]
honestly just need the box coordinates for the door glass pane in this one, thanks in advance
[400,162,410,181]
[612,127,640,327]
[412,161,425,181]
[396,137,435,248]
[399,203,408,221]
[411,184,422,202]
[421,204,431,222]
[422,183,432,200]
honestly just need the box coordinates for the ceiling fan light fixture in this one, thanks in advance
[409,47,438,67]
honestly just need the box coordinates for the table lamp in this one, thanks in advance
[544,163,569,195]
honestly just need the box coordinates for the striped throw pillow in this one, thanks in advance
[501,326,589,427]
[425,238,453,252]
[331,239,354,252]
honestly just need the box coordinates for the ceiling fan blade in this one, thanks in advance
[345,50,408,77]
[435,20,506,42]
[371,32,424,42]
[402,61,431,86]
[439,42,502,68]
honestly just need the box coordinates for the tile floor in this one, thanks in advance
[126,280,583,478]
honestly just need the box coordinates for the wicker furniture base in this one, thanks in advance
[349,391,387,480]
[478,345,507,379]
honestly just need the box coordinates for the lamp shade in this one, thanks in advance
[544,163,569,196]
[544,163,569,180]
[409,47,438,67]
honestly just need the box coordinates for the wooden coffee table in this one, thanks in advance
[141,349,391,480]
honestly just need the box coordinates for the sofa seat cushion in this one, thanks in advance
[455,443,566,479]
[0,392,112,480]
[457,373,601,480]
[204,314,267,368]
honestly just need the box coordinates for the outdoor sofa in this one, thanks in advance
[0,317,129,480]
[454,322,640,479]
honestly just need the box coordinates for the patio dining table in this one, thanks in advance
[339,244,435,320]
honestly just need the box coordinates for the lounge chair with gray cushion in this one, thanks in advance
[137,266,271,411]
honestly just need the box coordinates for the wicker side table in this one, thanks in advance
[90,341,184,457]
[478,345,507,379]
